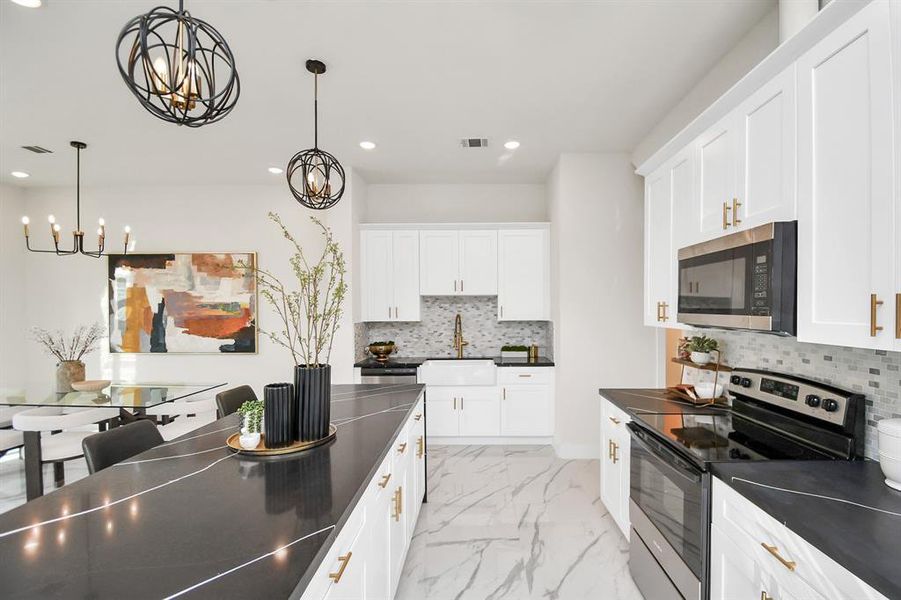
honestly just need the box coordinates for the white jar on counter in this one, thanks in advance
[877,418,901,491]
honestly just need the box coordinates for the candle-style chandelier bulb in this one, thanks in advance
[47,215,55,224]
[21,216,29,225]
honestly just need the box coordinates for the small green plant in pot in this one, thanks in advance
[237,399,264,449]
[687,335,719,365]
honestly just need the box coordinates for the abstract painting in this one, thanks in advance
[108,253,257,353]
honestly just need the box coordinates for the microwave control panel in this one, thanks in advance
[751,252,770,316]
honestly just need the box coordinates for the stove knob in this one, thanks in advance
[822,398,839,412]
[805,394,821,408]
[730,375,742,385]
[740,378,752,388]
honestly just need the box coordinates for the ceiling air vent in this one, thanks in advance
[21,145,53,154]
[460,138,489,148]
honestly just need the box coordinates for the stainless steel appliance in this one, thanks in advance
[626,369,864,600]
[678,222,797,335]
[359,366,418,384]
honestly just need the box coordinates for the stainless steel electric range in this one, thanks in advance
[626,369,866,600]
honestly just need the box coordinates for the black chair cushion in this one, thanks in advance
[82,420,164,474]
[216,385,257,418]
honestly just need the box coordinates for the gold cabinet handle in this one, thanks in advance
[608,440,614,460]
[896,293,901,339]
[871,293,884,337]
[395,306,399,319]
[453,397,456,410]
[608,416,621,425]
[397,442,407,454]
[660,302,669,322]
[392,486,403,521]
[732,198,742,226]
[500,305,504,318]
[761,543,796,571]
[518,373,532,378]
[417,436,424,458]
[388,306,392,319]
[454,280,457,292]
[460,279,463,292]
[502,387,506,400]
[460,397,463,410]
[329,551,353,583]
[723,202,732,229]
[414,413,422,421]
[761,592,773,600]
[377,473,392,488]
[611,441,619,464]
[656,301,663,322]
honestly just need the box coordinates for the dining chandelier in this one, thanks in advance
[286,59,346,210]
[21,142,132,258]
[115,0,240,127]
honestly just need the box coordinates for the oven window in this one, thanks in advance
[679,245,754,315]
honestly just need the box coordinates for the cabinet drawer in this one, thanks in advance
[498,367,553,385]
[303,500,367,600]
[600,397,631,431]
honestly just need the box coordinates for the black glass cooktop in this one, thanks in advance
[633,410,835,465]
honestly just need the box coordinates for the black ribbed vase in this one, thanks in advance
[295,364,331,442]
[263,382,296,448]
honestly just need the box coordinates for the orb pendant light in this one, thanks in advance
[115,0,239,127]
[286,59,346,210]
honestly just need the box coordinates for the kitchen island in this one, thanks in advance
[0,383,426,599]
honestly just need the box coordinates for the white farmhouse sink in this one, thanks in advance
[417,359,497,386]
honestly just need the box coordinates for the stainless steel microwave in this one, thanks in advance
[677,222,797,336]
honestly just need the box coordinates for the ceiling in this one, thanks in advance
[0,0,774,188]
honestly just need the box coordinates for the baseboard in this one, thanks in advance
[429,436,553,446]
[552,441,600,459]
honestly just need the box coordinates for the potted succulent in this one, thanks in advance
[237,399,264,449]
[687,335,719,365]
[32,323,105,393]
[500,345,529,360]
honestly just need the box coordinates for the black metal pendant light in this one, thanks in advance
[115,0,239,127]
[286,59,346,210]
[21,142,132,258]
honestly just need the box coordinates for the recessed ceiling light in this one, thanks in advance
[11,0,42,7]
[11,171,30,178]
[359,141,376,150]
[504,140,520,150]
[267,166,284,174]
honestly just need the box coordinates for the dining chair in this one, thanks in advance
[0,429,24,458]
[216,385,257,418]
[12,406,118,489]
[146,396,218,441]
[82,420,164,474]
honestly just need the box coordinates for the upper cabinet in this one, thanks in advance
[360,230,421,322]
[797,0,895,350]
[419,230,497,295]
[498,228,549,321]
[697,115,737,240]
[644,163,675,327]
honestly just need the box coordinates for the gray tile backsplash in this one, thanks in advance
[359,296,551,358]
[710,329,901,459]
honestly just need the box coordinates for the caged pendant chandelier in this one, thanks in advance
[21,142,132,258]
[115,0,239,127]
[286,59,346,210]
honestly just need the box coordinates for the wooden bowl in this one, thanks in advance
[71,380,111,392]
[368,343,396,363]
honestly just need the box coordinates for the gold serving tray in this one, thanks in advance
[226,424,337,456]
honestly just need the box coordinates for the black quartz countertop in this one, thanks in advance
[354,356,555,368]
[598,387,725,415]
[0,383,425,599]
[712,460,901,599]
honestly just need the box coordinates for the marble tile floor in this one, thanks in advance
[0,451,90,515]
[395,445,643,600]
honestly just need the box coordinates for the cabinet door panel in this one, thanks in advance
[710,524,777,600]
[393,231,421,321]
[797,1,894,349]
[361,231,394,322]
[388,468,408,595]
[500,385,551,436]
[498,229,549,321]
[644,168,673,327]
[458,388,501,436]
[419,230,459,295]
[459,230,498,295]
[698,120,736,238]
[424,388,459,437]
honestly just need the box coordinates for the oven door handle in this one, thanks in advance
[627,422,702,483]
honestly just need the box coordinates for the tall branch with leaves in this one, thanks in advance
[240,213,347,367]
[32,323,105,363]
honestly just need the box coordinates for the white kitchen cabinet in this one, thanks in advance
[409,410,426,527]
[364,456,393,600]
[710,523,785,600]
[424,387,459,437]
[599,397,631,539]
[697,115,737,240]
[796,0,895,350]
[497,228,550,321]
[419,229,497,296]
[360,229,421,322]
[498,367,554,436]
[458,387,501,436]
[643,164,675,327]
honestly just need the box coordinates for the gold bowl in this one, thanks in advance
[368,343,396,363]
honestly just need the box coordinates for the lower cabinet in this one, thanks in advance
[499,367,554,436]
[425,386,500,437]
[599,396,631,539]
[303,397,425,600]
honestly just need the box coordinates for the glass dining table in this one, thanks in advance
[0,382,226,500]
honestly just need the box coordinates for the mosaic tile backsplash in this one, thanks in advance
[709,329,901,459]
[359,296,552,359]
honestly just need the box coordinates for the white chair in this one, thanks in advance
[0,406,28,428]
[0,429,24,457]
[12,407,118,491]
[146,396,218,441]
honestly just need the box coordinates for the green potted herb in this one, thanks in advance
[687,335,719,365]
[237,399,264,449]
[501,345,529,360]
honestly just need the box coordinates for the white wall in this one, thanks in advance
[12,182,358,399]
[365,183,546,223]
[0,184,27,393]
[549,154,657,458]
[631,8,779,167]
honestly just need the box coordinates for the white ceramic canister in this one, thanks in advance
[877,418,901,491]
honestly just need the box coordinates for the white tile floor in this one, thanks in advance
[0,451,90,515]
[396,445,643,600]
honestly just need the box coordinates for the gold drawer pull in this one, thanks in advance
[656,301,664,322]
[732,198,742,226]
[608,440,614,460]
[377,473,391,489]
[417,436,424,458]
[761,543,796,571]
[723,202,732,229]
[761,592,773,600]
[660,302,669,322]
[517,373,532,378]
[608,416,621,425]
[329,551,353,583]
[392,486,403,521]
[611,441,619,464]
[414,413,422,421]
[397,442,407,454]
[895,293,901,339]
[871,294,884,337]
